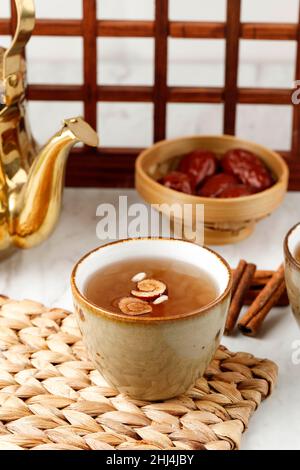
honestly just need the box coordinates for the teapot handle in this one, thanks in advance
[2,0,35,105]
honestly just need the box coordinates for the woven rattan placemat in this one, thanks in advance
[0,297,278,450]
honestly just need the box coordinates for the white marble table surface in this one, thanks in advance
[1,188,300,450]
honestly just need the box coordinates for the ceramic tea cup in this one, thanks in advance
[71,238,232,400]
[284,223,300,327]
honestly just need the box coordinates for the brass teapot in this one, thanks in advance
[0,0,99,259]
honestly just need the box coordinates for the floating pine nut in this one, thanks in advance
[131,272,146,283]
[118,297,152,316]
[131,279,167,300]
[153,295,169,305]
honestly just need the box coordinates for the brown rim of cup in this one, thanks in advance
[284,222,300,270]
[71,237,232,323]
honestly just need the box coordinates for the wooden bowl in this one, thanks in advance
[135,135,289,245]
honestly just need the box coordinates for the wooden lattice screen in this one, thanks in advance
[1,0,300,189]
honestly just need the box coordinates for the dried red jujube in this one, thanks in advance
[198,173,239,198]
[178,150,218,186]
[221,149,274,192]
[159,171,195,194]
[218,184,253,198]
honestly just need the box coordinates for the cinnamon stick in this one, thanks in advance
[238,264,285,336]
[232,269,273,287]
[225,262,256,335]
[251,275,273,287]
[254,270,274,279]
[231,260,247,297]
[231,267,289,306]
[244,287,289,307]
[232,269,274,279]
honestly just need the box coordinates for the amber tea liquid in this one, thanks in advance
[84,257,219,318]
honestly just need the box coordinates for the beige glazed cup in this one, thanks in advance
[71,238,232,400]
[284,223,300,327]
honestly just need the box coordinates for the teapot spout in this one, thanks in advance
[10,117,98,248]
